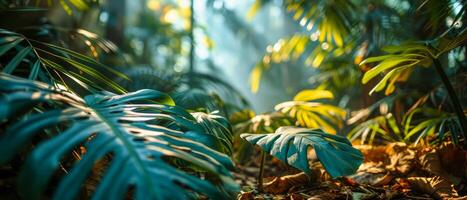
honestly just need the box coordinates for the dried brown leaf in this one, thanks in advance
[407,176,458,199]
[419,149,462,185]
[263,171,319,194]
[237,191,254,200]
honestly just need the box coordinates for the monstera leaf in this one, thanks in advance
[241,127,363,178]
[0,73,239,199]
[232,112,294,163]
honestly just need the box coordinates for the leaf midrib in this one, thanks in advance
[91,106,157,198]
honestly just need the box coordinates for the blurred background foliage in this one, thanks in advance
[242,0,466,146]
[1,0,465,145]
[0,0,466,198]
[1,0,465,144]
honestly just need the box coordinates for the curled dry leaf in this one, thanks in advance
[263,171,320,194]
[373,173,393,187]
[407,176,458,199]
[418,142,467,186]
[419,149,462,186]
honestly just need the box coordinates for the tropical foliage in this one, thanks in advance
[1,0,466,199]
[0,1,241,199]
[0,73,238,199]
[0,28,127,93]
[247,0,466,147]
[275,89,345,134]
[241,127,363,178]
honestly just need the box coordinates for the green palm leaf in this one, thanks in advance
[0,73,239,200]
[403,107,464,145]
[0,28,127,93]
[275,89,346,134]
[348,114,402,145]
[1,0,91,14]
[360,31,467,96]
[247,0,355,93]
[241,127,363,178]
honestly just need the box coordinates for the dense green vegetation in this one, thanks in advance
[0,0,465,199]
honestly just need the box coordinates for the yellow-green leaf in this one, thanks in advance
[294,89,334,101]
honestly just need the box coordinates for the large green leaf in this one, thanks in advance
[113,67,248,115]
[232,112,294,163]
[0,73,239,200]
[241,127,363,178]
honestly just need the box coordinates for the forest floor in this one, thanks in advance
[234,142,467,200]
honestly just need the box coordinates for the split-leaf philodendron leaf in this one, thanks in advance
[0,73,239,200]
[241,126,363,178]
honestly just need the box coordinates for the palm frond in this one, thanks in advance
[0,28,127,93]
[114,67,248,114]
[247,0,354,47]
[416,0,466,34]
[348,113,402,145]
[113,67,180,93]
[0,0,93,14]
[247,0,356,93]
[275,89,346,134]
[403,107,464,145]
[185,72,249,110]
[360,42,435,95]
[360,30,467,96]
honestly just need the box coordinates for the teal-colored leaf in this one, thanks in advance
[241,127,363,178]
[2,46,31,74]
[28,60,41,80]
[0,73,239,200]
[0,37,23,56]
[191,112,234,155]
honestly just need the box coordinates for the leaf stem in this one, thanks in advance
[432,58,467,146]
[257,151,266,192]
[189,0,195,75]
